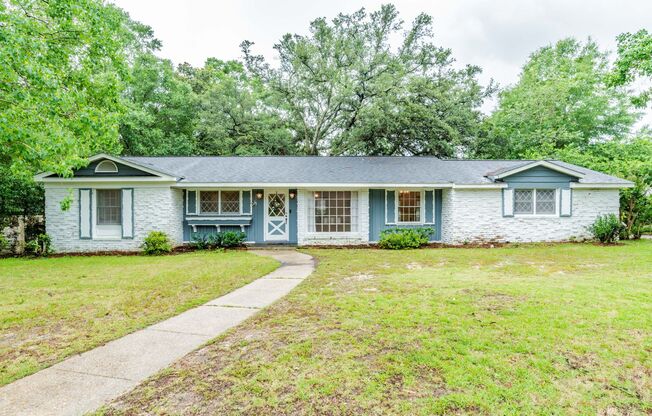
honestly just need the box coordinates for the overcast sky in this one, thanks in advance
[111,0,652,121]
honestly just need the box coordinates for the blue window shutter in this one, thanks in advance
[425,190,434,223]
[242,190,251,214]
[560,188,572,217]
[79,189,92,239]
[187,190,197,214]
[503,189,514,217]
[386,190,396,224]
[121,188,134,238]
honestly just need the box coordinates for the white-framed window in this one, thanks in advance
[96,189,122,225]
[198,190,241,214]
[307,191,358,233]
[514,189,558,215]
[397,190,422,223]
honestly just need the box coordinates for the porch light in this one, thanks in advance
[289,191,296,199]
[255,192,263,199]
[314,192,320,198]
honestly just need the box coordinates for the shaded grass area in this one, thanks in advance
[0,251,279,386]
[100,242,652,415]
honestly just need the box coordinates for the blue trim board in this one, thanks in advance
[288,189,298,243]
[504,166,573,189]
[187,190,197,214]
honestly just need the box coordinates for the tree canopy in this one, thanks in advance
[0,0,158,178]
[242,4,494,156]
[474,38,639,159]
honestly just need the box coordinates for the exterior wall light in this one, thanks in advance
[256,192,263,199]
[289,191,296,199]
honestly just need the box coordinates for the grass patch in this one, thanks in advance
[0,251,279,386]
[98,241,652,415]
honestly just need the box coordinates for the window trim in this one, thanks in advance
[195,190,244,215]
[513,188,559,217]
[92,188,123,240]
[395,189,426,225]
[307,189,360,234]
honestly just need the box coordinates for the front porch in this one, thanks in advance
[181,187,443,246]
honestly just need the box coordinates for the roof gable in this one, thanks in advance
[486,161,585,180]
[34,154,179,182]
[47,158,155,178]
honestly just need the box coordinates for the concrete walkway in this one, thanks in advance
[0,250,314,416]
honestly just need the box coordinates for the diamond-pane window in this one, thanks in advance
[221,191,240,214]
[267,193,286,217]
[200,191,219,213]
[536,189,556,214]
[514,189,533,214]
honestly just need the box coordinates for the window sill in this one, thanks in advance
[304,232,364,237]
[513,214,559,218]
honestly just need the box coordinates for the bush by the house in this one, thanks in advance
[0,234,9,253]
[641,224,652,235]
[378,227,433,249]
[24,233,53,256]
[588,214,625,244]
[190,231,246,250]
[220,231,246,247]
[142,231,172,255]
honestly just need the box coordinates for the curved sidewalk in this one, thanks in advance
[0,250,314,416]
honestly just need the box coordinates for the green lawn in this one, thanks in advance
[99,241,651,415]
[0,251,279,386]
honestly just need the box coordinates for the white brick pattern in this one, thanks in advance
[45,186,184,253]
[441,188,620,244]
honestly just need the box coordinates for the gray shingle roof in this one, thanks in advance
[122,156,632,186]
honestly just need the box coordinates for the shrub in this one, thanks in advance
[191,231,246,249]
[0,234,9,252]
[25,233,53,256]
[378,227,433,250]
[588,214,625,244]
[142,231,172,255]
[220,231,246,248]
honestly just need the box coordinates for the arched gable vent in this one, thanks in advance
[95,160,119,173]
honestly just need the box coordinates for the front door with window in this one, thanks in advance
[264,190,289,241]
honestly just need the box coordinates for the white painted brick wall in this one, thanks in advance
[297,189,370,245]
[45,186,184,253]
[440,188,455,243]
[442,188,620,244]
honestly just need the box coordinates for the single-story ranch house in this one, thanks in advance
[35,154,633,252]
